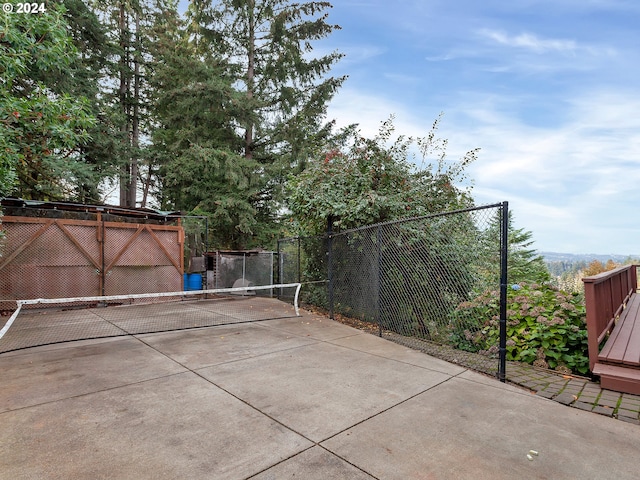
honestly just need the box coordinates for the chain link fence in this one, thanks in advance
[207,251,275,295]
[277,236,328,305]
[278,203,508,377]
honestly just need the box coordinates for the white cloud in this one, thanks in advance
[474,29,618,73]
[320,0,640,254]
[454,90,640,253]
[327,85,640,254]
[327,87,431,138]
[479,29,579,54]
[425,54,456,62]
[382,72,421,85]
[339,44,387,65]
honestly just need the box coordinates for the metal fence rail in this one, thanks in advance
[279,203,508,378]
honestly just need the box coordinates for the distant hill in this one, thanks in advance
[540,252,640,280]
[540,252,640,264]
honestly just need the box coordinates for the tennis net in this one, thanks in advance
[0,283,301,353]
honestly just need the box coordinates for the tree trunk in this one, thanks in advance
[129,11,140,208]
[141,161,153,208]
[244,0,255,160]
[118,1,131,207]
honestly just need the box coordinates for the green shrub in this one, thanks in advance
[449,283,589,375]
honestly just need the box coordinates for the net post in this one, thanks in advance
[276,239,282,299]
[269,252,274,297]
[0,301,23,341]
[293,283,302,316]
[498,201,509,382]
[297,237,301,284]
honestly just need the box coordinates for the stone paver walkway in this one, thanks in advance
[351,327,640,426]
[507,362,640,424]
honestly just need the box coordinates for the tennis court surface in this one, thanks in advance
[1,300,639,479]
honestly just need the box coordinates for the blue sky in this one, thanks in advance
[176,1,640,255]
[316,0,640,255]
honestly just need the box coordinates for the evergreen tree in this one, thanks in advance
[113,0,148,207]
[474,210,550,289]
[88,0,152,207]
[207,0,344,160]
[198,0,346,229]
[505,211,550,284]
[61,0,121,203]
[143,0,344,247]
[148,0,260,247]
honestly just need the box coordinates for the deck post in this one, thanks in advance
[583,278,600,372]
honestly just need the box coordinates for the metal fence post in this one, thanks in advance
[96,210,106,297]
[297,237,301,284]
[204,217,209,255]
[276,239,281,284]
[327,216,334,319]
[498,201,509,382]
[376,225,383,337]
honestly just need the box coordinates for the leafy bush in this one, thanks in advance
[449,283,589,375]
[285,115,478,236]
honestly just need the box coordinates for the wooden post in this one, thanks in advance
[583,278,599,371]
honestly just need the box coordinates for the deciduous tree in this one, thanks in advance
[286,115,478,235]
[1,4,95,200]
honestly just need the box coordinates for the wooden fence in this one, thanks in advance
[1,214,184,306]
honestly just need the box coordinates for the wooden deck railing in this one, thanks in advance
[583,265,638,371]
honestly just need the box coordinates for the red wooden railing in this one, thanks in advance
[582,265,638,371]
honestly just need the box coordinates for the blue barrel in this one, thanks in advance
[187,273,202,291]
[183,273,189,291]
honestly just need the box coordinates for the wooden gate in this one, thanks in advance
[0,214,184,303]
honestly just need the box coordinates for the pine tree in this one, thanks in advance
[147,0,260,247]
[206,0,344,158]
[197,0,346,225]
[87,0,152,207]
[143,0,344,247]
[113,0,146,208]
[505,211,550,284]
[473,210,550,288]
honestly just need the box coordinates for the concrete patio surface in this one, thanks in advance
[1,308,639,479]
